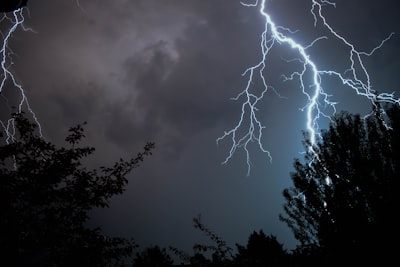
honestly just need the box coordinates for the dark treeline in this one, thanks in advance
[0,103,398,266]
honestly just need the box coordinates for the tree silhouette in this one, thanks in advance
[280,104,399,264]
[133,245,173,267]
[0,113,154,266]
[233,230,288,266]
[168,215,235,266]
[192,215,233,266]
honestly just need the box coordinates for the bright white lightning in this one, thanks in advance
[217,0,399,176]
[1,8,41,143]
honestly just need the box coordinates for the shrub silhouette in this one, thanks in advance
[0,113,154,266]
[280,104,399,265]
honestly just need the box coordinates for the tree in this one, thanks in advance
[280,104,399,264]
[233,230,287,266]
[168,215,233,267]
[192,215,233,266]
[0,113,154,266]
[133,245,173,267]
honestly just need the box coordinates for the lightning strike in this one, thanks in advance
[1,4,41,143]
[218,0,399,176]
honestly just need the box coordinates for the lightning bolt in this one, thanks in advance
[217,0,399,176]
[1,8,41,143]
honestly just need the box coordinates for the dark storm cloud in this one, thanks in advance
[20,1,250,150]
[99,0,265,158]
[15,0,282,160]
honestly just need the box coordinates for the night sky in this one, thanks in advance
[2,0,400,255]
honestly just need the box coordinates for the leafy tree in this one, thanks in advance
[0,113,154,266]
[189,252,211,267]
[233,230,288,266]
[168,215,232,267]
[280,104,399,264]
[170,219,290,267]
[192,215,233,266]
[133,245,173,267]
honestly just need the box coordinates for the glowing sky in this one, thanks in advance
[2,0,400,254]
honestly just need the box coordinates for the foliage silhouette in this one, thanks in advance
[133,245,174,267]
[192,214,234,266]
[0,113,154,266]
[169,215,235,266]
[280,103,399,265]
[233,230,288,266]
